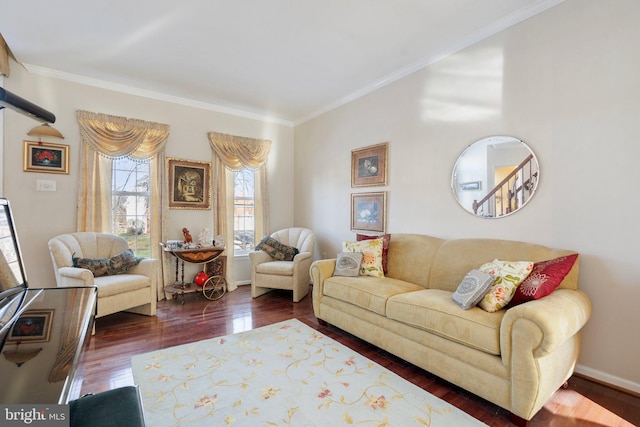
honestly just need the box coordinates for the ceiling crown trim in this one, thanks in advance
[22,64,294,127]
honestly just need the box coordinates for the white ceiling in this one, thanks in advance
[1,0,563,125]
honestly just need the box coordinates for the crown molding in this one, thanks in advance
[23,64,294,127]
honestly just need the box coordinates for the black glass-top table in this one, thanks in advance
[0,286,97,404]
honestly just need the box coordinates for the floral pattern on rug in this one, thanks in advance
[131,319,486,426]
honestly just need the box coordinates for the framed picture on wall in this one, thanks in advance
[168,158,212,209]
[351,142,388,187]
[351,192,387,233]
[23,140,70,174]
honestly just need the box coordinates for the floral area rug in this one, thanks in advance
[131,319,486,426]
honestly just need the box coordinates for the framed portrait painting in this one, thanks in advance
[351,192,387,233]
[23,140,70,174]
[168,158,212,209]
[351,142,388,187]
[7,310,54,343]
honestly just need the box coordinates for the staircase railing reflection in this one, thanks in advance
[473,154,537,217]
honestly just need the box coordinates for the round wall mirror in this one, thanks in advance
[451,136,539,218]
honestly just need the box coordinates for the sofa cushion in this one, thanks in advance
[509,254,579,307]
[342,238,384,278]
[333,252,363,277]
[323,276,423,316]
[94,274,150,298]
[387,289,505,355]
[452,269,495,310]
[255,260,294,276]
[477,259,533,312]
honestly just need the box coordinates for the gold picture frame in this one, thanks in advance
[23,140,70,174]
[168,158,212,210]
[351,192,387,233]
[7,310,55,343]
[351,142,388,187]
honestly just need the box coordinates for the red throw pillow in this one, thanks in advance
[356,233,390,274]
[509,253,578,307]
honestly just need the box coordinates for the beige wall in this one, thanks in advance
[1,65,294,291]
[294,0,640,392]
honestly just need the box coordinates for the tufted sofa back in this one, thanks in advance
[385,233,580,293]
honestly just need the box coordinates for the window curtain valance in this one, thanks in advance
[77,110,169,159]
[0,33,10,77]
[208,132,271,170]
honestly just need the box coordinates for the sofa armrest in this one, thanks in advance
[501,289,592,361]
[293,251,311,263]
[128,258,159,277]
[500,288,592,419]
[249,250,273,266]
[57,267,95,287]
[310,259,337,316]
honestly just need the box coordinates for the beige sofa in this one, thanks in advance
[310,233,592,423]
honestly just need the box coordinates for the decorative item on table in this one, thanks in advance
[194,271,208,287]
[198,228,212,247]
[166,240,182,249]
[214,235,224,247]
[182,228,193,243]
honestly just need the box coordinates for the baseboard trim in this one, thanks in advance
[575,364,640,397]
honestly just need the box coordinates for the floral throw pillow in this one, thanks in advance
[342,238,384,278]
[508,254,578,307]
[477,259,533,312]
[356,233,390,274]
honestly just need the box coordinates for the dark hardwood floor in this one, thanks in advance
[77,286,639,426]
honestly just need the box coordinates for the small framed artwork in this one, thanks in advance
[460,181,482,191]
[7,310,54,343]
[23,140,70,174]
[351,192,387,233]
[168,158,212,210]
[351,142,388,187]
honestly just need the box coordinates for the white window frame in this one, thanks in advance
[233,167,255,256]
[111,157,151,257]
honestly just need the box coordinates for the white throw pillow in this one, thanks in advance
[452,269,495,310]
[333,252,363,277]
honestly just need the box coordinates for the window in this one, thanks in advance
[233,167,255,254]
[111,157,151,257]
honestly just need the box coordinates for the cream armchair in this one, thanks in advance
[249,228,316,302]
[48,232,159,319]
